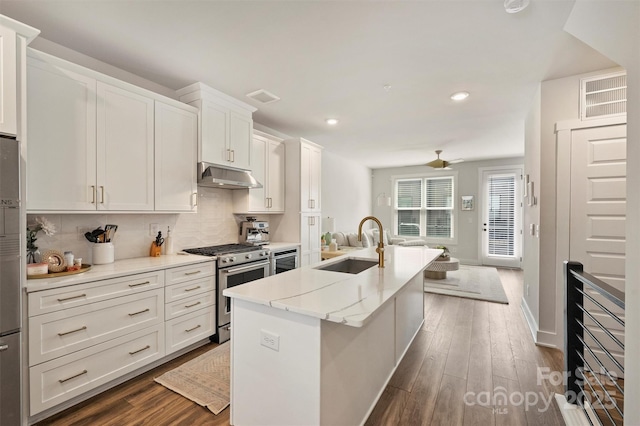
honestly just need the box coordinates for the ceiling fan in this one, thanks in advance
[425,150,464,169]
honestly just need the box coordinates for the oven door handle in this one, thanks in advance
[223,261,271,274]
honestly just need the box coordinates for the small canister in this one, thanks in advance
[93,242,114,264]
[74,258,82,267]
[64,251,74,269]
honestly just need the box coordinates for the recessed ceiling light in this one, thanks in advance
[450,91,470,101]
[325,118,339,125]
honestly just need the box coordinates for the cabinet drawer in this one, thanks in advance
[165,261,214,286]
[165,276,214,303]
[29,324,164,415]
[29,289,163,366]
[165,307,215,355]
[165,291,215,321]
[29,271,164,316]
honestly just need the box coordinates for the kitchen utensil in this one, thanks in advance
[155,231,164,247]
[105,224,118,242]
[84,232,97,243]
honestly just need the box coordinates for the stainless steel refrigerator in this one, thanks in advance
[0,135,22,425]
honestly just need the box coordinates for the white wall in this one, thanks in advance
[522,86,541,334]
[533,66,624,349]
[562,1,640,422]
[372,157,523,265]
[320,150,372,233]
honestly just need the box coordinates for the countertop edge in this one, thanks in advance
[24,254,214,293]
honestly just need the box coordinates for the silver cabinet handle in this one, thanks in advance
[184,285,201,292]
[57,293,87,302]
[185,324,201,333]
[90,186,96,204]
[226,149,232,162]
[100,186,105,204]
[129,345,150,355]
[185,301,201,308]
[184,270,201,276]
[0,345,8,352]
[128,308,150,317]
[192,192,198,207]
[59,370,88,383]
[58,326,87,336]
[128,281,150,288]
[231,150,235,162]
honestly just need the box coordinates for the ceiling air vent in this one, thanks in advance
[580,72,626,120]
[246,89,280,104]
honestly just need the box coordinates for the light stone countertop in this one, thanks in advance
[223,245,442,327]
[24,254,213,293]
[261,242,301,251]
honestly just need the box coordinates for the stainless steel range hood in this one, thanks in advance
[197,162,263,189]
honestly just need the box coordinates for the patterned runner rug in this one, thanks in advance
[155,342,230,414]
[423,264,509,304]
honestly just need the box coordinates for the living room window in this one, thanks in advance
[394,174,456,241]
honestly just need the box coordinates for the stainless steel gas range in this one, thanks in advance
[183,244,270,343]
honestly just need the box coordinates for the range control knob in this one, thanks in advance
[246,253,252,260]
[229,257,235,263]
[221,258,228,264]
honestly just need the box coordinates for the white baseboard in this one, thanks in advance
[554,394,590,426]
[458,258,481,266]
[520,297,538,342]
[536,330,559,349]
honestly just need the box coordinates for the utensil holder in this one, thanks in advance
[150,242,162,257]
[93,242,114,264]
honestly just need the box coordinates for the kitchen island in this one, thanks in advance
[223,245,441,426]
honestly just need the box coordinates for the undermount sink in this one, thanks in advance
[315,258,379,274]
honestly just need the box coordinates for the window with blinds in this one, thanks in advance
[395,176,454,239]
[396,179,422,236]
[487,174,515,256]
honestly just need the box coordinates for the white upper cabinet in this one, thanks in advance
[27,56,98,211]
[0,16,39,137]
[177,82,256,171]
[96,82,154,211]
[298,139,322,212]
[0,25,17,136]
[234,130,285,213]
[26,50,197,213]
[155,101,198,211]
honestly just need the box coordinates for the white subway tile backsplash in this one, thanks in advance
[27,187,240,263]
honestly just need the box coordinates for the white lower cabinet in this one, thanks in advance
[29,324,164,415]
[29,289,163,366]
[27,260,215,418]
[165,307,215,354]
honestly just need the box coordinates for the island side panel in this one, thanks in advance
[394,273,425,361]
[320,300,396,426]
[230,298,322,426]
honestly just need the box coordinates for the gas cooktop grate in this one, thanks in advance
[183,244,262,257]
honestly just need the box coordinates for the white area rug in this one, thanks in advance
[423,265,509,304]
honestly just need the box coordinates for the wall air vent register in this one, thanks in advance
[580,72,626,120]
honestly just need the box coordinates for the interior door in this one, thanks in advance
[481,168,522,268]
[569,124,626,378]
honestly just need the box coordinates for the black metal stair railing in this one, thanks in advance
[564,261,625,426]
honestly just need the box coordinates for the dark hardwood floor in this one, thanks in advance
[37,268,565,426]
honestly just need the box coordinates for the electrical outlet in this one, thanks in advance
[260,329,280,351]
[77,226,92,241]
[149,223,159,237]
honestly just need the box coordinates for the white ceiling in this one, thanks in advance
[2,0,617,169]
